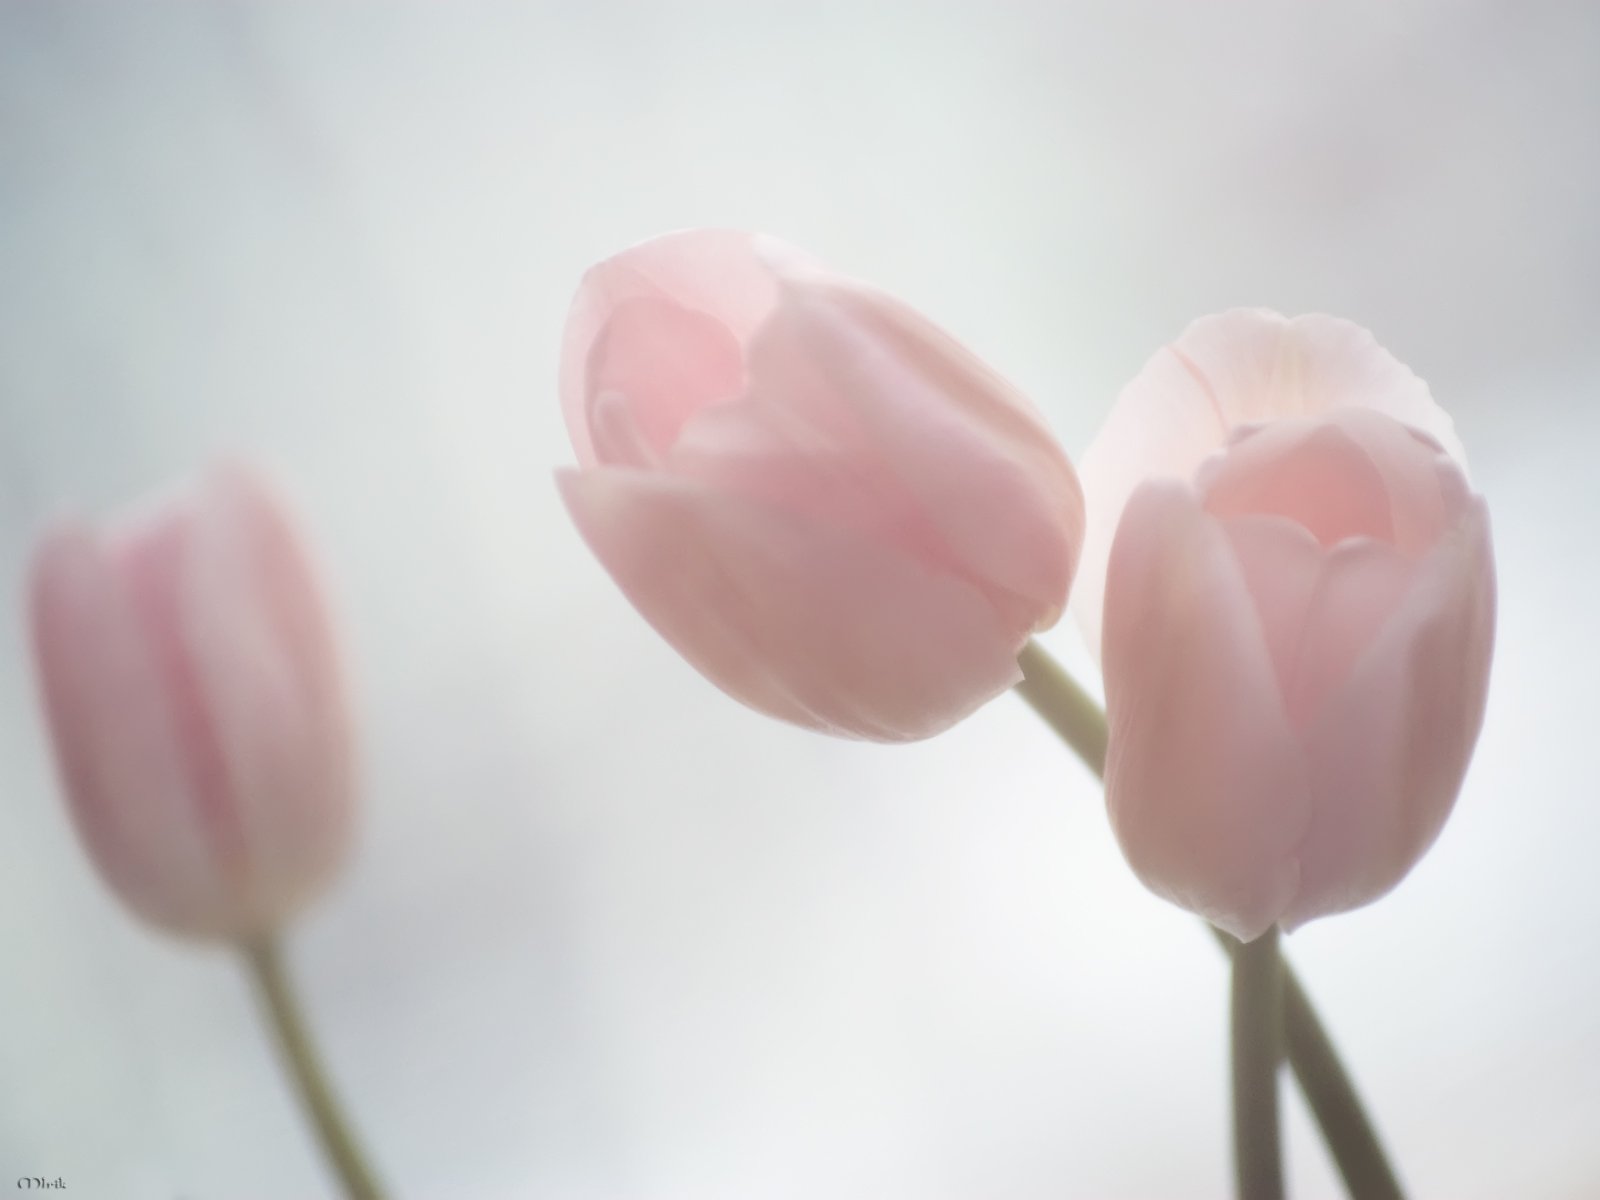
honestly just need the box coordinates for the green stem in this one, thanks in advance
[1016,641,1107,775]
[1015,638,1404,1200]
[1232,927,1284,1200]
[1273,955,1404,1200]
[245,936,388,1200]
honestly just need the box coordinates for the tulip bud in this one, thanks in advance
[557,229,1085,741]
[1084,312,1495,940]
[29,463,355,941]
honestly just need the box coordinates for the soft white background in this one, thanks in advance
[2,3,1597,1197]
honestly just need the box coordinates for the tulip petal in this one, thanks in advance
[669,396,955,581]
[1171,312,1465,461]
[1102,482,1310,940]
[1285,499,1495,928]
[1073,310,1466,658]
[558,467,1023,741]
[1307,407,1457,558]
[29,525,227,934]
[586,296,746,463]
[560,230,801,467]
[184,465,354,929]
[1200,418,1396,549]
[1073,349,1235,658]
[796,282,1084,629]
[1217,514,1325,708]
[1286,538,1417,734]
[112,498,249,877]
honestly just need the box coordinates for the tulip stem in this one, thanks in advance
[1264,942,1404,1200]
[1014,638,1405,1200]
[1232,926,1284,1200]
[245,936,388,1200]
[1015,641,1107,774]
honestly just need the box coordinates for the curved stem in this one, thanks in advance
[1274,958,1404,1200]
[245,936,388,1200]
[1015,641,1106,775]
[1232,927,1284,1200]
[1015,638,1404,1200]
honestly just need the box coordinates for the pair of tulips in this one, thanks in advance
[29,229,1493,966]
[559,230,1495,941]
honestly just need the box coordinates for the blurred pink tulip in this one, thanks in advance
[30,464,355,941]
[558,229,1085,740]
[1089,313,1495,940]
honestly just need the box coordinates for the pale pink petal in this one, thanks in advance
[1102,482,1310,941]
[29,524,227,934]
[1204,407,1458,560]
[588,390,667,470]
[669,397,952,580]
[557,230,1086,740]
[1282,538,1416,733]
[726,296,877,466]
[1073,311,1466,658]
[1220,514,1417,732]
[1168,309,1315,424]
[766,276,1084,631]
[669,280,1081,637]
[585,296,745,463]
[560,230,803,466]
[1305,407,1457,558]
[1171,312,1465,463]
[1204,400,1456,549]
[110,500,240,864]
[1286,499,1495,928]
[1071,340,1228,658]
[1199,418,1395,549]
[183,465,355,930]
[1218,514,1324,704]
[558,467,1023,741]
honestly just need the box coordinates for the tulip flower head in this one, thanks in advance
[1081,312,1495,940]
[558,229,1085,741]
[30,464,355,941]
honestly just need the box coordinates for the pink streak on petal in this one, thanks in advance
[1168,346,1228,428]
[1168,309,1314,424]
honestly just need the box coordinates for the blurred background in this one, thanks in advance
[2,2,1597,1197]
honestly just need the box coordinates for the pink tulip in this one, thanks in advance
[557,229,1085,740]
[1086,312,1495,940]
[29,464,355,941]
